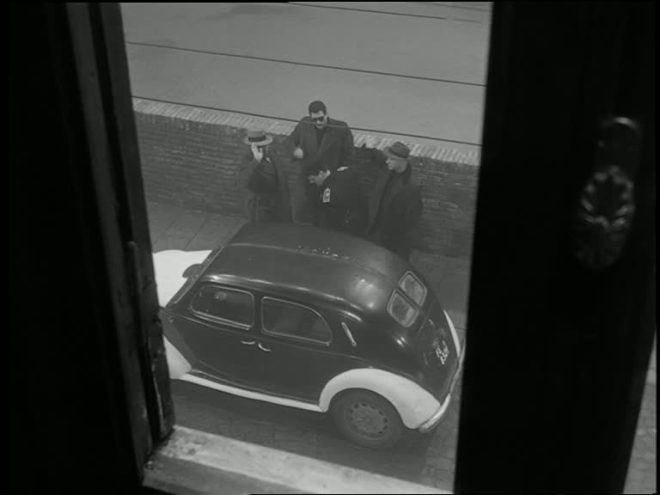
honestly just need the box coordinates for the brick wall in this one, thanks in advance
[133,99,479,259]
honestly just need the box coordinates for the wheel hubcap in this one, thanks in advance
[347,401,389,438]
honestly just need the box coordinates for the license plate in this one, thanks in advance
[433,339,450,365]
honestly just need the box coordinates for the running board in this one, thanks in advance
[179,372,323,412]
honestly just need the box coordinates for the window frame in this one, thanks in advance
[10,2,654,493]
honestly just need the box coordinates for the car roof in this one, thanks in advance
[202,223,411,316]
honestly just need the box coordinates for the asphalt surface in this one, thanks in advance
[120,2,490,155]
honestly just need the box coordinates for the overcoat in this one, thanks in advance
[314,166,368,237]
[240,151,292,224]
[367,151,423,260]
[287,116,354,172]
[287,117,355,224]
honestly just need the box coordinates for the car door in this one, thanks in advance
[253,296,360,403]
[171,283,259,387]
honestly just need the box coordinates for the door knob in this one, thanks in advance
[573,116,641,270]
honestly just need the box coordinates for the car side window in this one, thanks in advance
[190,285,254,327]
[261,297,332,345]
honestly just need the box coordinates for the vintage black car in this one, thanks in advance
[154,223,464,448]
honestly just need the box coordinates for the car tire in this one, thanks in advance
[331,389,404,449]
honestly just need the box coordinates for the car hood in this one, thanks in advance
[152,250,212,306]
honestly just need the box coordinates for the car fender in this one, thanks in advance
[318,368,441,429]
[163,336,192,379]
[152,249,212,306]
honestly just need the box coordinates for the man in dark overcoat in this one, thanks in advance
[287,100,354,224]
[305,163,368,237]
[365,140,423,261]
[240,129,292,224]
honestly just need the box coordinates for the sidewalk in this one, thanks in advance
[145,200,470,334]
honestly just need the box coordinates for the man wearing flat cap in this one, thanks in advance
[240,129,292,224]
[364,139,423,261]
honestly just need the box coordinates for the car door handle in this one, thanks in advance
[240,340,256,346]
[257,343,271,352]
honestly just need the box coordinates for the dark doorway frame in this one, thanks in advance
[8,2,654,493]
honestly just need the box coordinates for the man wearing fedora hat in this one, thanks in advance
[365,139,423,261]
[240,129,292,224]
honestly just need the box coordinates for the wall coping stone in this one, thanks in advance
[133,98,480,166]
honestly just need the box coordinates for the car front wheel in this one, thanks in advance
[331,389,404,449]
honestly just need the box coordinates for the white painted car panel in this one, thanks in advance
[164,337,192,379]
[318,368,441,429]
[152,249,211,306]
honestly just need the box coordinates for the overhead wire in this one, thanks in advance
[287,2,489,22]
[126,41,485,88]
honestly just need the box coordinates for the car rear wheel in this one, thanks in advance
[331,390,404,449]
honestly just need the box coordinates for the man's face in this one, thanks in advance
[386,156,407,173]
[310,111,328,129]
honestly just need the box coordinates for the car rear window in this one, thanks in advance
[387,291,419,328]
[261,298,332,345]
[398,272,427,306]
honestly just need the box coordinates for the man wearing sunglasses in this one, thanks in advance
[287,100,354,225]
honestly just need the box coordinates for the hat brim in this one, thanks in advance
[244,136,273,146]
[383,147,409,160]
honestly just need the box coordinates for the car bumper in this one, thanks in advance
[418,336,466,433]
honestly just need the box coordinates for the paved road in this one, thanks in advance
[120,2,490,155]
[170,377,461,491]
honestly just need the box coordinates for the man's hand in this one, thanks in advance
[251,145,264,162]
[293,147,304,160]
